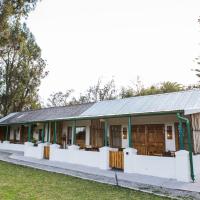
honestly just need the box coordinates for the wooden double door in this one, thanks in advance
[110,125,122,148]
[132,124,165,155]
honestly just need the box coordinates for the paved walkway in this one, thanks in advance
[0,150,200,199]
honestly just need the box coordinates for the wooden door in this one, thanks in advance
[132,125,147,155]
[57,122,62,145]
[132,124,165,156]
[50,122,54,144]
[0,127,5,141]
[110,125,122,148]
[67,127,72,145]
[90,120,104,148]
[21,126,28,143]
[147,124,165,156]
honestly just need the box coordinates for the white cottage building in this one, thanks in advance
[0,89,200,182]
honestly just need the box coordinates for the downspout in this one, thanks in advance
[176,113,195,182]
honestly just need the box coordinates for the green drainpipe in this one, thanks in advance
[176,113,195,182]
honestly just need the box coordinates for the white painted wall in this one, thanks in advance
[124,148,193,182]
[124,150,175,179]
[50,148,100,168]
[0,141,24,151]
[193,154,200,181]
[50,145,111,170]
[24,143,44,159]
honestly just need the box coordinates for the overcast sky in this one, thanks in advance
[27,0,200,102]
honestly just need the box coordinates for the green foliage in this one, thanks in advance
[0,0,47,116]
[47,79,117,107]
[0,0,39,47]
[120,80,184,99]
[47,90,74,107]
[82,78,117,102]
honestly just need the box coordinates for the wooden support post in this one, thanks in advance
[6,125,9,141]
[53,121,57,144]
[128,116,132,148]
[42,123,45,143]
[104,119,108,146]
[47,122,50,143]
[72,120,76,145]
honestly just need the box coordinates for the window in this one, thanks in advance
[76,127,86,140]
[122,127,127,139]
[167,126,173,140]
[76,127,86,148]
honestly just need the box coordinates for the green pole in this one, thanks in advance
[176,113,195,182]
[128,116,132,147]
[42,123,45,143]
[28,124,31,142]
[104,119,108,146]
[6,126,8,141]
[47,122,50,143]
[73,120,76,145]
[54,121,57,144]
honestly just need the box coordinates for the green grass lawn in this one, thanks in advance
[0,161,171,200]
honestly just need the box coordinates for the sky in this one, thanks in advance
[26,0,200,103]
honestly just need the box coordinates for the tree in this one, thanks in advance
[194,57,200,78]
[160,81,183,93]
[47,90,74,107]
[75,78,117,103]
[0,0,39,47]
[120,86,134,98]
[194,18,200,78]
[0,0,47,116]
[119,79,184,98]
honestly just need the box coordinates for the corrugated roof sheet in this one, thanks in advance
[1,89,200,125]
[80,89,200,117]
[0,103,94,124]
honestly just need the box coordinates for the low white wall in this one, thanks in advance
[50,148,100,167]
[126,154,175,179]
[50,146,111,170]
[193,154,200,181]
[124,148,192,182]
[0,141,24,151]
[24,143,44,159]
